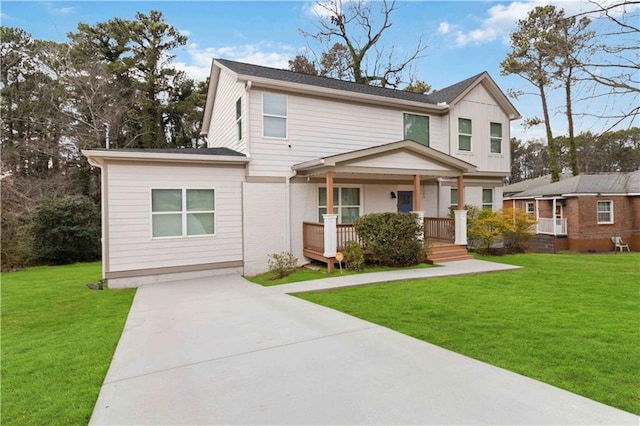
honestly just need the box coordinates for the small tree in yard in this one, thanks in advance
[354,212,423,267]
[343,240,364,271]
[502,208,537,253]
[267,251,298,279]
[467,209,508,254]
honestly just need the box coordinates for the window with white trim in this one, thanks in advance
[596,200,613,224]
[318,187,361,224]
[263,93,287,138]
[235,97,242,140]
[482,188,493,211]
[526,201,535,215]
[490,122,502,153]
[458,118,472,151]
[403,113,429,146]
[450,188,458,209]
[151,189,215,238]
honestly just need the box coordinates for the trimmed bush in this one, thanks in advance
[342,240,364,271]
[354,212,423,267]
[502,208,537,253]
[267,251,298,279]
[30,196,101,265]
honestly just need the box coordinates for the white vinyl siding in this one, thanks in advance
[597,200,613,224]
[458,118,472,152]
[208,70,246,153]
[490,122,502,153]
[106,162,244,273]
[263,93,287,138]
[403,113,429,146]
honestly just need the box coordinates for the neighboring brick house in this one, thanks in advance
[503,171,640,253]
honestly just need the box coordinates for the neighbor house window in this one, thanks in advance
[263,93,287,138]
[404,113,429,146]
[526,201,535,215]
[236,98,242,140]
[458,118,472,151]
[596,200,613,224]
[151,189,215,238]
[318,187,361,224]
[450,188,459,209]
[490,122,502,153]
[482,188,493,210]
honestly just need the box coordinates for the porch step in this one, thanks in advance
[427,242,473,263]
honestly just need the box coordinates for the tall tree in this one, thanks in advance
[288,55,318,75]
[302,0,425,88]
[501,6,564,182]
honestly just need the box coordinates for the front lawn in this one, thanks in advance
[296,253,640,415]
[1,262,135,425]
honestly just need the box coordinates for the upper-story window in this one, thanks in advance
[490,122,502,154]
[458,118,472,151]
[596,200,613,224]
[263,93,287,138]
[403,113,429,146]
[236,98,242,140]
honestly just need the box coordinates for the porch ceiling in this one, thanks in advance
[292,139,477,178]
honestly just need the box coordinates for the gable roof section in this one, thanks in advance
[202,59,520,135]
[513,171,640,198]
[503,173,572,196]
[293,139,476,177]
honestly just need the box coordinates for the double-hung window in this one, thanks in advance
[596,200,613,224]
[236,98,242,140]
[151,189,215,238]
[490,122,502,153]
[403,113,429,146]
[450,188,459,209]
[458,118,472,151]
[482,188,493,211]
[318,187,361,224]
[526,201,535,215]
[263,93,287,138]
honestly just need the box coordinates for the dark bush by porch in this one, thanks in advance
[354,212,423,267]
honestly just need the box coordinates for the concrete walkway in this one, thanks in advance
[90,260,638,425]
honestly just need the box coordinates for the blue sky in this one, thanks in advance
[2,1,637,141]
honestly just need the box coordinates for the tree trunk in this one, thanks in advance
[539,83,560,182]
[565,68,579,176]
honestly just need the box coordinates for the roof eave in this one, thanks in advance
[82,150,249,167]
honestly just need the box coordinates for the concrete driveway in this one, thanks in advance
[90,260,638,425]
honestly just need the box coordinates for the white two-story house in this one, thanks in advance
[83,59,520,287]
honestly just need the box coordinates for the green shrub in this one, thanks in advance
[467,209,507,253]
[267,251,298,279]
[30,196,101,265]
[342,240,364,271]
[354,212,423,267]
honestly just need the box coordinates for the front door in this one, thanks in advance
[397,191,413,213]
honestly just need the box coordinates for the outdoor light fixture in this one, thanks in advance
[390,192,397,199]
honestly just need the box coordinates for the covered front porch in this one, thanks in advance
[535,197,568,236]
[292,140,476,272]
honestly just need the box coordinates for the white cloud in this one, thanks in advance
[437,22,451,35]
[305,0,343,19]
[174,42,297,81]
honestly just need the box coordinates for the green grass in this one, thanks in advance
[246,262,434,286]
[296,253,640,414]
[1,262,135,425]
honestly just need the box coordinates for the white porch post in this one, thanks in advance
[535,199,540,234]
[552,198,557,236]
[454,210,468,245]
[322,214,338,257]
[412,210,425,241]
[455,175,467,245]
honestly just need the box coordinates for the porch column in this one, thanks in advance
[535,199,540,234]
[552,198,557,236]
[326,171,334,214]
[454,175,467,245]
[322,214,338,258]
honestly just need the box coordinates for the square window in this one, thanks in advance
[403,113,429,146]
[151,189,215,238]
[318,187,360,223]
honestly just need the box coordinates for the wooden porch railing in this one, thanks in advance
[424,217,455,242]
[303,217,456,255]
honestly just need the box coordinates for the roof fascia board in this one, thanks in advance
[237,75,448,113]
[82,150,249,166]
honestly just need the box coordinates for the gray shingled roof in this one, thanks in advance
[514,171,640,197]
[89,148,246,157]
[217,59,484,106]
[503,173,572,196]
